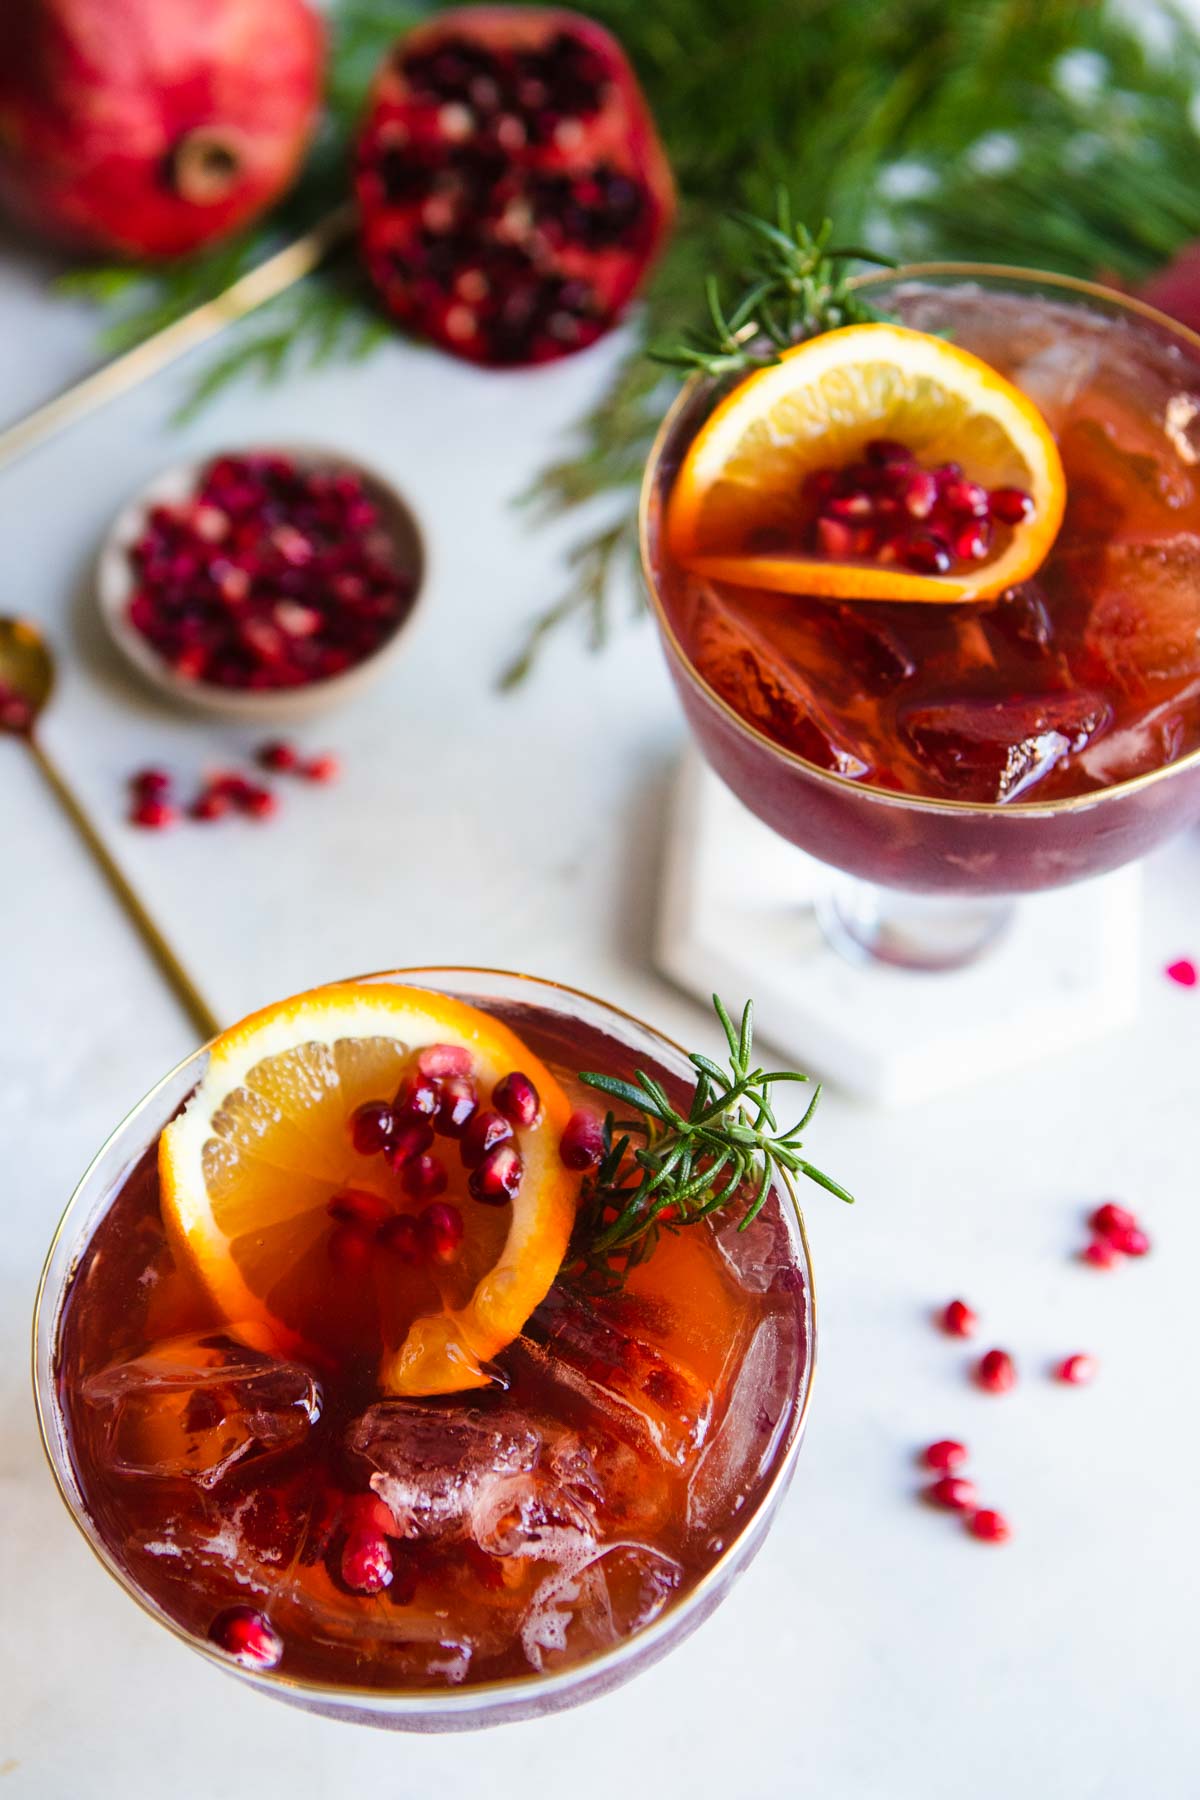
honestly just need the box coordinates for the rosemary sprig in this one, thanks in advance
[571,994,852,1284]
[650,200,895,379]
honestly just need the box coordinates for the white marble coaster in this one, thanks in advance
[657,752,1142,1106]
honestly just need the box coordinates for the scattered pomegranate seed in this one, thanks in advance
[1166,957,1197,987]
[469,1142,523,1204]
[493,1070,541,1128]
[402,1153,448,1200]
[976,1348,1016,1393]
[0,684,35,733]
[190,790,230,822]
[130,798,178,830]
[967,1509,1011,1544]
[208,1605,283,1668]
[1081,1236,1119,1269]
[301,753,340,784]
[460,1108,514,1170]
[350,1099,395,1156]
[418,1201,465,1263]
[1108,1223,1150,1257]
[417,1044,473,1080]
[211,772,255,806]
[327,1187,390,1229]
[327,1222,374,1274]
[387,1121,434,1169]
[236,784,277,820]
[559,1108,606,1171]
[377,1214,422,1263]
[341,1530,393,1594]
[131,767,172,799]
[257,739,299,772]
[939,1299,977,1338]
[1089,1202,1139,1240]
[926,1475,978,1512]
[435,1075,478,1137]
[922,1439,968,1472]
[1056,1353,1097,1385]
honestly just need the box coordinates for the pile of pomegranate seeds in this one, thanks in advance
[802,438,1035,575]
[1079,1200,1151,1269]
[126,454,416,690]
[918,1440,1009,1545]
[127,741,339,830]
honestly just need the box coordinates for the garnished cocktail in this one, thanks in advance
[642,243,1200,967]
[36,970,844,1729]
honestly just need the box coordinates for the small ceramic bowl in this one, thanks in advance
[96,444,427,722]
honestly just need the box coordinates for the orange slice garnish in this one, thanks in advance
[667,323,1066,602]
[160,981,579,1397]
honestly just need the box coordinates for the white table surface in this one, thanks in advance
[3,226,1200,1800]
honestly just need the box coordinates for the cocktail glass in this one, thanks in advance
[33,967,815,1731]
[641,267,1200,971]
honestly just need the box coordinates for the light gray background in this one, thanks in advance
[3,195,1199,1796]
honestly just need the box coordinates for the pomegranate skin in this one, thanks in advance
[354,6,674,366]
[0,0,325,259]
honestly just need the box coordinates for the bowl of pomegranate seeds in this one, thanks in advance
[97,447,425,719]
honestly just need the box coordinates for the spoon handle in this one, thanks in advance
[29,737,220,1043]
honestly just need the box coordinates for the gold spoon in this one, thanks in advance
[0,617,219,1041]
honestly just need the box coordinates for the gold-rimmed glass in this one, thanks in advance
[33,967,815,1731]
[640,266,1200,969]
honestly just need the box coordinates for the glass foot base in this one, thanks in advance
[815,878,1015,972]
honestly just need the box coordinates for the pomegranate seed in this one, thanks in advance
[418,1201,465,1263]
[435,1075,477,1137]
[208,1605,282,1668]
[1166,957,1198,988]
[942,478,989,517]
[242,785,278,820]
[816,516,855,559]
[350,1099,395,1156]
[560,1108,606,1171]
[1056,1353,1097,1385]
[803,468,839,504]
[1089,1202,1139,1240]
[190,790,230,822]
[1109,1223,1150,1256]
[967,1509,1011,1543]
[211,772,255,805]
[493,1071,541,1128]
[301,754,340,784]
[865,438,913,467]
[387,1121,434,1169]
[341,1530,393,1594]
[976,1348,1016,1393]
[827,491,874,521]
[925,1475,978,1511]
[345,1492,396,1538]
[257,739,299,772]
[417,1044,473,1080]
[395,1074,440,1121]
[469,1142,523,1205]
[328,1222,374,1275]
[922,1439,968,1472]
[130,798,178,830]
[131,767,172,799]
[328,1187,390,1228]
[1081,1236,1119,1269]
[897,531,951,574]
[402,1153,448,1199]
[460,1108,513,1169]
[988,487,1035,524]
[952,519,991,561]
[901,470,938,519]
[940,1299,977,1337]
[377,1214,422,1263]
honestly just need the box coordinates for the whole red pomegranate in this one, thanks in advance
[354,6,674,367]
[0,0,325,259]
[1141,242,1200,335]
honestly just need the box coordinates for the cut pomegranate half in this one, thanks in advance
[354,7,674,366]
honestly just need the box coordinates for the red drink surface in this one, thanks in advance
[655,282,1200,807]
[54,997,808,1694]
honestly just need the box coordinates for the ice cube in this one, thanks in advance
[898,688,1111,802]
[714,1205,803,1297]
[81,1331,321,1489]
[686,585,874,777]
[521,1543,683,1671]
[1076,536,1200,694]
[347,1401,540,1541]
[687,1316,798,1540]
[1013,339,1100,432]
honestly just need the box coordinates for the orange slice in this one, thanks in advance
[667,322,1066,602]
[160,981,579,1397]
